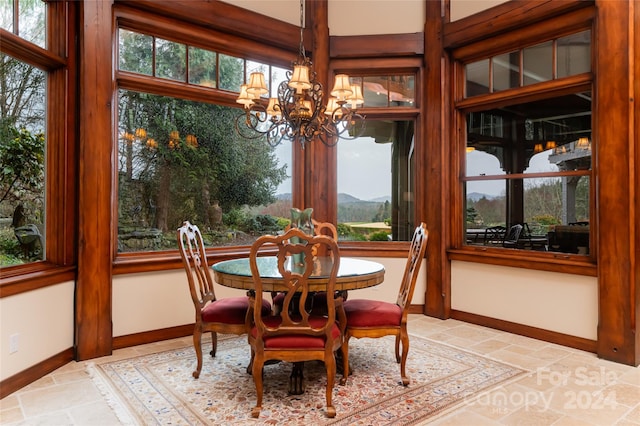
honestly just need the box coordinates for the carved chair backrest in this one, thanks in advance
[177,221,216,315]
[395,223,429,313]
[250,228,340,341]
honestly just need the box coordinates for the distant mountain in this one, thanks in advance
[467,192,497,201]
[338,193,361,203]
[369,196,391,202]
[277,192,390,203]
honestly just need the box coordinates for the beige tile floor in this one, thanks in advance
[1,315,639,425]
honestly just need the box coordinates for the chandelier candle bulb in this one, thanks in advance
[234,0,365,147]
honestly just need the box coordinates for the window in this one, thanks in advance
[1,1,53,267]
[335,73,417,242]
[116,28,292,253]
[457,29,592,256]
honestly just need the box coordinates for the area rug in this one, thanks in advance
[87,335,526,425]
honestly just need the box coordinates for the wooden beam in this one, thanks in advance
[330,33,424,58]
[423,0,451,319]
[595,0,639,366]
[75,0,114,360]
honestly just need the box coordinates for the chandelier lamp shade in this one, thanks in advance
[235,0,365,148]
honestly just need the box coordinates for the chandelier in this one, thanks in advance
[235,0,365,148]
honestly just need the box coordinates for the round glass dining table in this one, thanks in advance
[212,256,385,292]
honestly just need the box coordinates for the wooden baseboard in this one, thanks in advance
[112,324,194,350]
[408,304,423,314]
[450,310,597,353]
[0,348,74,399]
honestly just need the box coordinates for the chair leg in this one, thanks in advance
[399,329,410,386]
[325,353,336,418]
[246,348,255,375]
[192,329,203,379]
[251,357,264,418]
[210,331,218,357]
[394,333,401,363]
[339,334,350,385]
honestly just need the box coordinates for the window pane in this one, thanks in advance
[218,53,244,91]
[270,65,289,98]
[465,59,489,96]
[389,75,415,107]
[523,41,552,85]
[117,90,290,252]
[463,92,591,254]
[155,38,186,81]
[0,1,14,32]
[492,51,519,91]
[188,46,216,87]
[18,0,45,48]
[0,55,46,266]
[118,29,153,75]
[337,120,414,242]
[466,176,590,253]
[362,76,390,107]
[466,93,592,176]
[557,30,591,78]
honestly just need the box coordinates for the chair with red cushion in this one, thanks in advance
[340,222,428,386]
[248,227,345,418]
[177,221,271,379]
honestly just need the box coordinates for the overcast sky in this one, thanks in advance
[275,136,392,201]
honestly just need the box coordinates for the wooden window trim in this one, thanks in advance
[0,1,77,297]
[449,15,595,276]
[115,5,297,69]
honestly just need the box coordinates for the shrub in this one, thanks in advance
[369,231,391,241]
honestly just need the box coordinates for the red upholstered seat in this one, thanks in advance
[340,223,428,387]
[343,299,402,327]
[250,316,341,348]
[203,297,271,324]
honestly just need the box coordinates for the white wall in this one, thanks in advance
[0,281,74,380]
[112,258,423,337]
[222,0,425,36]
[221,0,300,25]
[451,260,598,340]
[450,0,509,21]
[328,0,425,36]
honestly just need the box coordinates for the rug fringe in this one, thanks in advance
[86,362,139,425]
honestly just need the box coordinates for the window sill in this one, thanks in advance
[447,247,597,276]
[0,263,76,297]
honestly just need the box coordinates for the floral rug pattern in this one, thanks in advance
[88,335,526,425]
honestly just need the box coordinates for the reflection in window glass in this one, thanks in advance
[493,51,519,91]
[362,76,389,107]
[523,41,552,85]
[465,59,490,96]
[463,92,591,254]
[337,120,414,242]
[359,75,415,108]
[557,30,591,78]
[188,47,217,87]
[118,29,153,75]
[0,55,46,265]
[155,38,186,81]
[117,90,290,251]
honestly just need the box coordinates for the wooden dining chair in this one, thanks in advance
[340,222,428,386]
[177,221,271,379]
[247,227,346,418]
